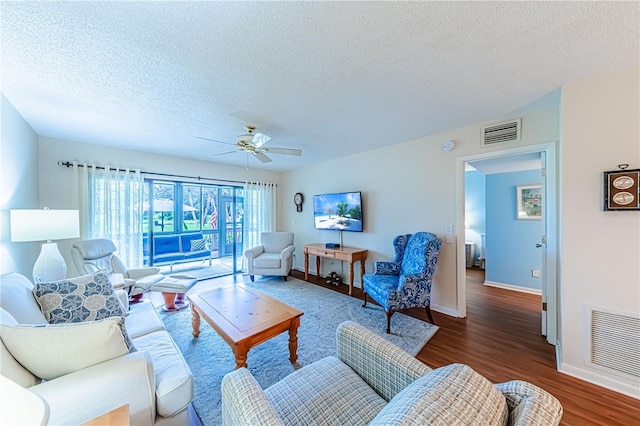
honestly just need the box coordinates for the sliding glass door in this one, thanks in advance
[143,179,244,276]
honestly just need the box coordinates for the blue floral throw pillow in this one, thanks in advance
[33,271,127,324]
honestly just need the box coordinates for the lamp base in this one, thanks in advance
[33,242,67,283]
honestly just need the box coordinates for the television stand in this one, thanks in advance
[303,244,368,295]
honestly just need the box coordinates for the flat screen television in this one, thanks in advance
[313,191,363,232]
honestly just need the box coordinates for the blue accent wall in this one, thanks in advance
[464,170,485,264]
[485,170,542,290]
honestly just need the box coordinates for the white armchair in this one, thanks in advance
[244,232,295,281]
[71,239,164,300]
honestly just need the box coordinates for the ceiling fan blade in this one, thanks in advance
[252,132,271,148]
[252,151,273,163]
[196,136,236,146]
[212,150,239,157]
[262,147,303,156]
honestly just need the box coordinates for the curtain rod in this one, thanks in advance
[57,161,261,186]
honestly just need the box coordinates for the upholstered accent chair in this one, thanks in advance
[244,232,295,281]
[221,321,563,426]
[71,238,164,299]
[362,232,442,333]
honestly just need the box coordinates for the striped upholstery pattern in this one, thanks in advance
[370,364,508,425]
[220,321,563,426]
[265,356,386,425]
[495,380,563,426]
[221,368,284,426]
[336,321,431,401]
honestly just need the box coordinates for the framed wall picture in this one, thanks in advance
[603,168,640,211]
[517,184,542,220]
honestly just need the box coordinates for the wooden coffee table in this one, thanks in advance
[188,285,304,369]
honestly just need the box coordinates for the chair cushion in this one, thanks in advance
[0,317,132,380]
[265,356,387,426]
[181,233,205,251]
[363,273,399,310]
[0,273,48,324]
[154,235,181,255]
[124,301,165,339]
[0,308,40,387]
[32,272,127,323]
[254,253,282,269]
[370,363,508,426]
[133,330,194,417]
[261,232,294,253]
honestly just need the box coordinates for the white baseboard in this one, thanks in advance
[484,280,541,295]
[431,303,459,318]
[559,363,640,400]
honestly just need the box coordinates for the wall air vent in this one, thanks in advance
[589,308,640,379]
[481,118,521,147]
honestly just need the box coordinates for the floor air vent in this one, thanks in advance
[481,118,521,147]
[589,308,640,379]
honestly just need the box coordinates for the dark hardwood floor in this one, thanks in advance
[290,268,640,426]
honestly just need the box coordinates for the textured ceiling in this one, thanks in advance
[2,1,638,171]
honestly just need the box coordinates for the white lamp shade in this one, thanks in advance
[10,209,79,242]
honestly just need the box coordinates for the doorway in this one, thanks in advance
[456,142,558,347]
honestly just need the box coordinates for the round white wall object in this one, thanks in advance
[441,140,455,152]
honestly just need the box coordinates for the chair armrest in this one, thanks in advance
[495,380,563,426]
[280,245,295,258]
[244,246,265,261]
[0,375,49,425]
[30,352,156,425]
[335,321,431,401]
[374,261,400,275]
[221,368,284,426]
[126,267,160,279]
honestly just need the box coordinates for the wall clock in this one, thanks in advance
[294,192,304,212]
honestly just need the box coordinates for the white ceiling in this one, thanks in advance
[467,152,541,175]
[2,2,638,171]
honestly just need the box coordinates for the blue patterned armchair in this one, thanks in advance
[362,232,442,333]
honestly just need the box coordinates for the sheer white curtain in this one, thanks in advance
[243,181,277,269]
[72,162,145,268]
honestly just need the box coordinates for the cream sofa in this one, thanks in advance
[0,272,194,425]
[222,321,563,425]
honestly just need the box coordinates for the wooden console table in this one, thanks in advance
[304,244,367,295]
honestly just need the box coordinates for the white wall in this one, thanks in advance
[559,65,640,397]
[0,95,41,277]
[282,106,559,316]
[37,137,283,274]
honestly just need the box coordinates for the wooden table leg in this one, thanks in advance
[316,256,321,279]
[288,317,300,365]
[360,260,366,287]
[191,305,201,338]
[234,346,248,370]
[348,261,355,295]
[304,252,309,281]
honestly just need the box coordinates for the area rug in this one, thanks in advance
[160,277,439,426]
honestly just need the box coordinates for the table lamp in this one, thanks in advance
[10,209,80,283]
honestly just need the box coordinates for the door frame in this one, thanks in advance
[455,141,558,346]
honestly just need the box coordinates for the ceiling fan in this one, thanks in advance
[197,125,302,163]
